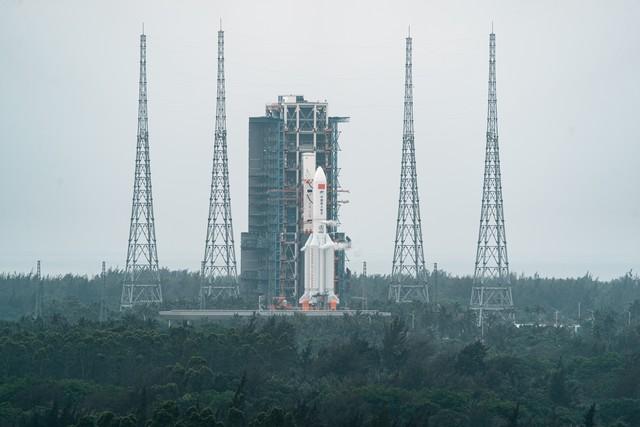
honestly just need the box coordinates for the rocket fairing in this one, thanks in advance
[299,166,340,310]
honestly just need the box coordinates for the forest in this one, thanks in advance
[0,270,639,426]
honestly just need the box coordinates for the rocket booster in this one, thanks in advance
[299,167,339,310]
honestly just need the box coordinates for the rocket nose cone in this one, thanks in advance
[314,166,327,183]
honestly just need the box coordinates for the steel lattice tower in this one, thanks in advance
[33,260,42,320]
[201,26,239,307]
[389,31,429,303]
[121,31,163,310]
[99,261,107,322]
[470,31,514,328]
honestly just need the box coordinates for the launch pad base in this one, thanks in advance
[159,308,390,322]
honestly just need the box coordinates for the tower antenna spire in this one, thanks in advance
[470,31,514,334]
[201,24,239,307]
[121,32,163,310]
[388,31,429,303]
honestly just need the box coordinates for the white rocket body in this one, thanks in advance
[301,153,316,234]
[299,167,339,310]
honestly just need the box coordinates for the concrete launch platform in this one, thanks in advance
[159,309,391,322]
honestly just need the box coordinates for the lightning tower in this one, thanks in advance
[121,30,163,310]
[33,260,42,320]
[99,261,107,322]
[469,30,514,328]
[389,30,429,303]
[201,24,239,307]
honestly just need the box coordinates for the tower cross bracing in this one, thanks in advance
[201,26,239,307]
[389,32,429,303]
[470,31,514,326]
[121,31,163,310]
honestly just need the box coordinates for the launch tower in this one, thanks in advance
[469,31,514,327]
[121,31,163,310]
[389,31,429,303]
[241,96,349,305]
[201,26,239,307]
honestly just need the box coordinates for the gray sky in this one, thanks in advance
[1,0,639,279]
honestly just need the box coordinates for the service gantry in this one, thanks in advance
[241,96,349,305]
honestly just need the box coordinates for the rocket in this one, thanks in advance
[299,167,340,310]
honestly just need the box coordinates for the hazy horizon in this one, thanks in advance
[1,0,639,280]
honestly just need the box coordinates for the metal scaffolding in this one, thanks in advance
[241,96,349,305]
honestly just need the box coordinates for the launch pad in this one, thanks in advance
[159,308,390,322]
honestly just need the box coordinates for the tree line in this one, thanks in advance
[0,270,639,425]
[0,304,638,425]
[1,269,639,325]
